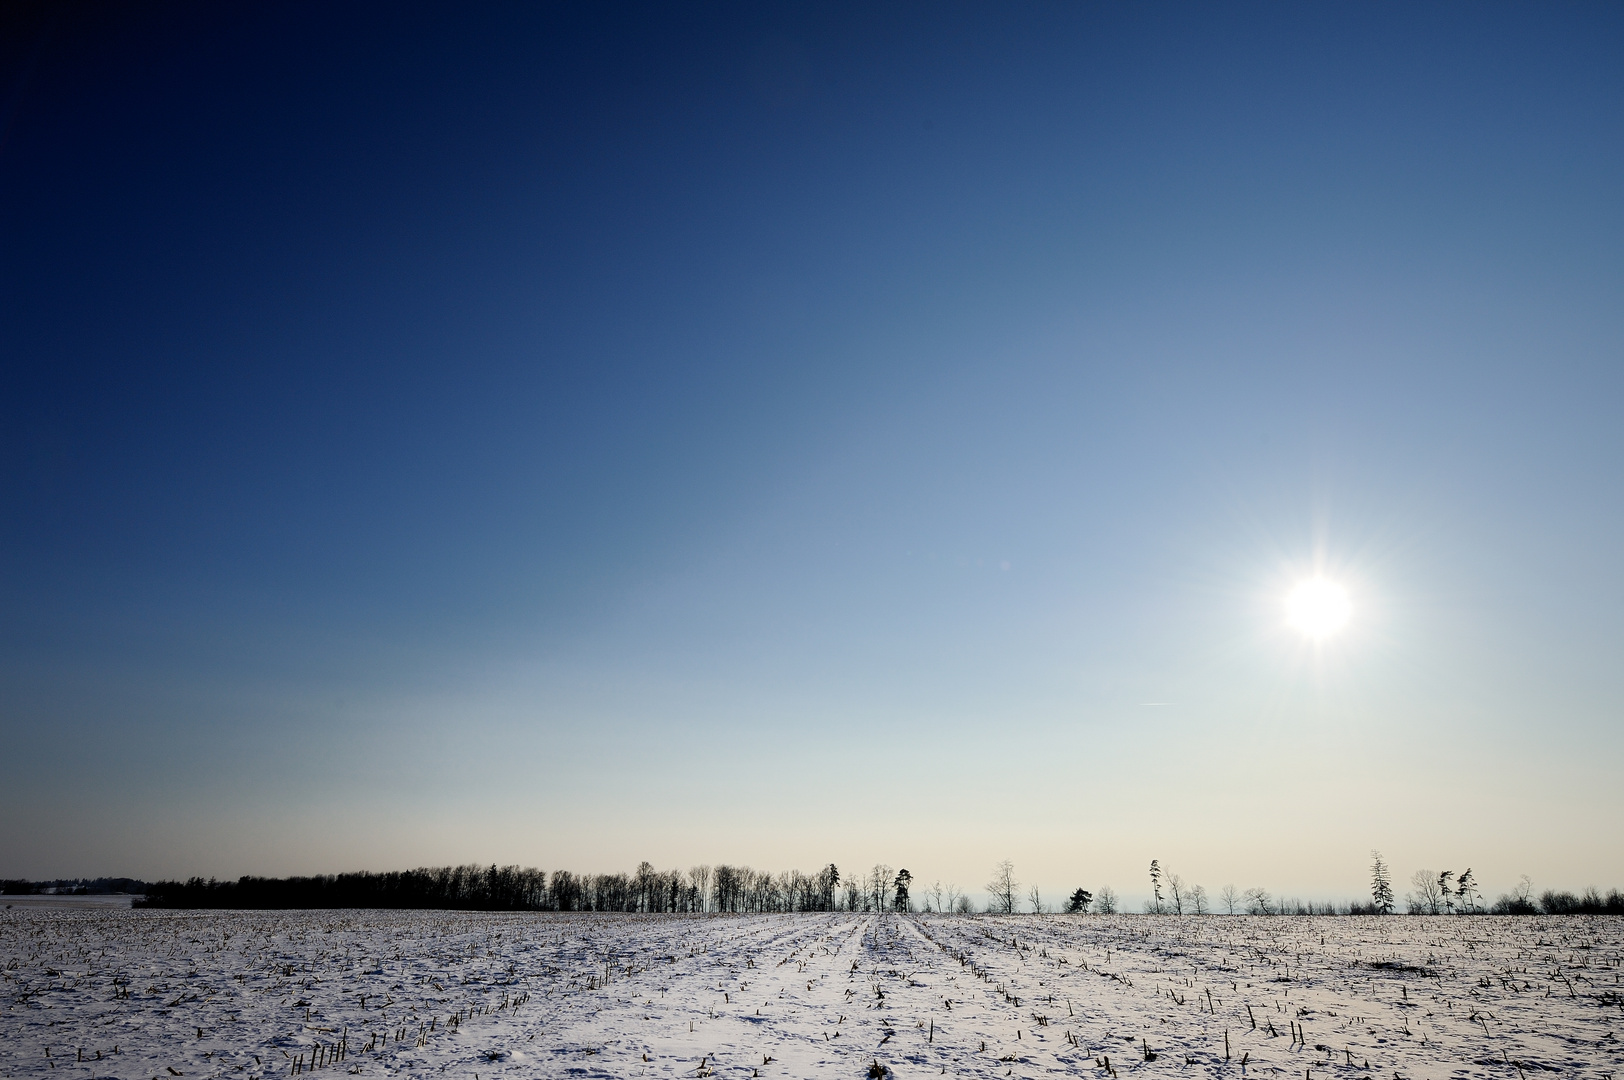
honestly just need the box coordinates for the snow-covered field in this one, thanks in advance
[3,908,1620,1079]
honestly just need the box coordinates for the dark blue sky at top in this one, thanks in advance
[2,3,1622,883]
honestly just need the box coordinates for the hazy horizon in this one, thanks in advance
[3,4,1621,897]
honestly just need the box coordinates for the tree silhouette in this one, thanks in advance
[1456,868,1478,913]
[1369,851,1394,914]
[1148,860,1164,914]
[985,861,1017,914]
[1066,888,1093,913]
[1409,869,1444,914]
[816,864,840,911]
[893,869,912,912]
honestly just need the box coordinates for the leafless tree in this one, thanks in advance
[868,865,893,912]
[986,860,1018,914]
[1243,886,1272,915]
[927,881,943,913]
[1094,885,1118,914]
[944,883,963,914]
[815,864,840,911]
[1027,885,1044,914]
[1408,869,1444,914]
[1189,883,1209,915]
[1166,872,1185,915]
[1218,884,1240,914]
[688,866,711,913]
[633,862,657,912]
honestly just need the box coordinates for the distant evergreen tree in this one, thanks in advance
[1148,860,1164,914]
[893,869,912,912]
[818,864,841,912]
[1456,868,1477,913]
[1438,870,1456,913]
[1066,888,1093,913]
[1369,850,1394,914]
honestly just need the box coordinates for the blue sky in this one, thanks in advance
[2,3,1621,904]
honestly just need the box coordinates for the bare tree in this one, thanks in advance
[944,883,963,914]
[1189,883,1209,915]
[688,866,712,914]
[1243,887,1272,915]
[953,892,972,914]
[869,865,894,912]
[986,860,1018,914]
[1409,869,1443,914]
[1165,872,1185,915]
[1027,885,1044,914]
[1218,884,1240,915]
[1094,885,1118,914]
[926,880,943,913]
[713,865,742,912]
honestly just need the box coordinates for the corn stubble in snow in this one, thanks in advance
[2,908,1621,1078]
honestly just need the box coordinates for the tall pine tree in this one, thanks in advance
[1370,850,1394,914]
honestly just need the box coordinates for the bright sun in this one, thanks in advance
[1286,578,1351,639]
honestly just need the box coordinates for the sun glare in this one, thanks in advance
[1286,578,1351,639]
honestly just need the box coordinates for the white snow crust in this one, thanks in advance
[3,909,1620,1079]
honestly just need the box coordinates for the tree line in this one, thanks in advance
[133,862,924,912]
[24,856,1622,915]
[982,855,1624,917]
[1377,852,1622,915]
[2,877,147,896]
[1112,852,1624,917]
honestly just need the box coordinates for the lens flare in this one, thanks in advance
[1286,579,1351,639]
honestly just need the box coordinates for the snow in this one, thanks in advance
[3,908,1620,1079]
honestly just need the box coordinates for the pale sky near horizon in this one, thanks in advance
[2,3,1622,907]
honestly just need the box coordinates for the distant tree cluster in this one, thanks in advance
[1536,889,1624,914]
[1404,867,1484,914]
[49,856,1624,917]
[1134,860,1211,914]
[1023,850,1624,917]
[981,863,1117,916]
[1394,866,1624,916]
[2,877,147,895]
[135,861,875,912]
